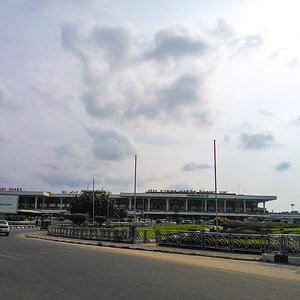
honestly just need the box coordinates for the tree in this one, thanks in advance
[69,213,87,226]
[70,191,127,220]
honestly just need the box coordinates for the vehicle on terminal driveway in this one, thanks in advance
[40,214,51,230]
[0,220,10,236]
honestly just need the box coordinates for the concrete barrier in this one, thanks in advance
[288,256,300,266]
[262,253,275,263]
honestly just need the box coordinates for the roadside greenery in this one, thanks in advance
[69,191,127,220]
[68,213,87,226]
[115,221,299,234]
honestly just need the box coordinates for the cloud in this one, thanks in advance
[230,35,263,57]
[182,162,212,171]
[290,115,300,126]
[239,132,274,150]
[224,134,230,143]
[209,19,263,56]
[60,23,213,127]
[0,129,14,143]
[287,56,299,69]
[158,74,202,109]
[31,82,71,111]
[274,161,291,172]
[168,183,193,190]
[135,134,176,146]
[37,171,87,188]
[145,27,208,61]
[266,49,282,61]
[86,126,137,161]
[258,109,275,117]
[209,18,234,41]
[239,35,263,51]
[89,26,135,70]
[0,81,17,110]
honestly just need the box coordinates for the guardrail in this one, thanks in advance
[48,226,300,255]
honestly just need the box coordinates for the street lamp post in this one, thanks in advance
[92,178,95,227]
[107,197,110,225]
[133,154,137,226]
[214,140,219,232]
[291,204,295,212]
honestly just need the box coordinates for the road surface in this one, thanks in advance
[0,230,299,300]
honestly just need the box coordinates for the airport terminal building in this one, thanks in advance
[0,188,277,219]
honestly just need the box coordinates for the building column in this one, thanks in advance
[243,200,247,214]
[129,199,132,210]
[60,198,63,211]
[42,198,45,210]
[147,198,151,211]
[204,199,208,212]
[185,199,188,212]
[166,199,169,211]
[224,200,227,213]
[263,201,266,214]
[35,197,38,210]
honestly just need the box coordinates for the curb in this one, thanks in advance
[25,234,261,262]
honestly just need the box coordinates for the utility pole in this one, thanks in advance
[134,154,137,226]
[214,140,219,232]
[92,178,95,227]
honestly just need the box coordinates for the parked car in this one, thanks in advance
[0,220,10,236]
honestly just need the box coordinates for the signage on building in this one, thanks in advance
[0,195,19,214]
[61,191,79,194]
[187,194,209,198]
[0,187,23,191]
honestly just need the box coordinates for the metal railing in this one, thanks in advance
[157,231,300,255]
[48,226,300,255]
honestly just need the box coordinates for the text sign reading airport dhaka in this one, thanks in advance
[0,195,18,214]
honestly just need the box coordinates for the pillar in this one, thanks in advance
[129,198,132,210]
[35,197,38,210]
[263,201,266,214]
[243,200,247,214]
[224,200,227,213]
[185,199,188,212]
[42,198,45,210]
[60,198,63,211]
[204,199,207,212]
[166,199,169,211]
[147,198,151,211]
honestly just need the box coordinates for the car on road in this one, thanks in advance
[0,220,10,236]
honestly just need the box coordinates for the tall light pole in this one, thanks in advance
[107,196,110,225]
[133,154,137,226]
[291,204,295,212]
[214,140,219,232]
[92,178,95,227]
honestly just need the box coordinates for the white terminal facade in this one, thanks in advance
[0,189,277,219]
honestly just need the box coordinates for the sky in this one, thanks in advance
[1,0,300,212]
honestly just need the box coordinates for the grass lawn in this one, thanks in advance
[115,224,214,231]
[114,223,300,234]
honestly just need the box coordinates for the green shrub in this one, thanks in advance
[94,216,106,226]
[68,213,87,226]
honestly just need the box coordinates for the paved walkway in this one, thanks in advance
[25,230,262,262]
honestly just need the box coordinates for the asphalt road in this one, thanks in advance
[0,230,299,300]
